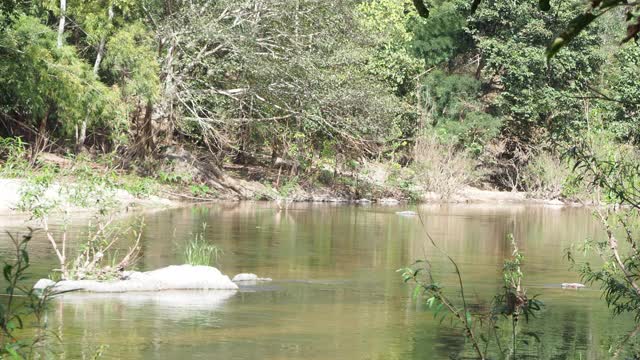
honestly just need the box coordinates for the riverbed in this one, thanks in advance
[0,203,632,359]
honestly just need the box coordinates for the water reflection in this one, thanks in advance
[0,203,633,359]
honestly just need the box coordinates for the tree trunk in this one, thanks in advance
[142,100,155,157]
[57,0,66,48]
[76,4,114,154]
[93,5,114,74]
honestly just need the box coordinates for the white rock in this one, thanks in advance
[232,273,272,282]
[544,199,565,207]
[561,282,586,289]
[33,278,56,290]
[396,211,417,217]
[33,265,238,293]
[378,198,400,205]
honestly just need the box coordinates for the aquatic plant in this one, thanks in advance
[183,223,222,267]
[492,235,543,358]
[399,216,543,359]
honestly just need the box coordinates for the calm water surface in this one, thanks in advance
[0,203,635,359]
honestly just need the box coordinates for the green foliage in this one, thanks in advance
[468,0,605,143]
[601,44,640,144]
[183,223,222,267]
[564,127,640,323]
[0,137,29,177]
[165,0,404,160]
[102,22,159,102]
[0,15,124,139]
[0,230,62,358]
[400,230,543,358]
[157,171,192,184]
[121,177,157,199]
[539,0,640,57]
[358,0,425,95]
[494,235,544,323]
[421,70,501,152]
[409,0,470,67]
[521,150,571,199]
[278,176,300,198]
[17,171,57,218]
[189,184,213,198]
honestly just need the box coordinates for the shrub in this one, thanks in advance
[521,151,570,199]
[412,134,479,198]
[0,137,30,177]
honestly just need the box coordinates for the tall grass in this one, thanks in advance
[183,223,222,266]
[412,134,479,198]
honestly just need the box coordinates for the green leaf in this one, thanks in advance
[433,303,444,318]
[5,345,21,359]
[413,285,422,300]
[20,249,29,265]
[547,13,598,58]
[3,264,12,282]
[426,296,435,308]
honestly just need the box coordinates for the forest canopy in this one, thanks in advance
[0,0,639,197]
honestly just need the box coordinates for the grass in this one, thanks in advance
[183,223,222,266]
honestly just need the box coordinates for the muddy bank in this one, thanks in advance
[0,178,180,216]
[0,176,583,220]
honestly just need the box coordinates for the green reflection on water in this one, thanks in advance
[0,203,635,359]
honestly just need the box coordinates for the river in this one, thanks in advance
[0,203,634,359]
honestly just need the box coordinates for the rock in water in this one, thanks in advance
[232,273,272,282]
[396,211,417,217]
[561,282,586,289]
[378,198,400,205]
[33,265,238,293]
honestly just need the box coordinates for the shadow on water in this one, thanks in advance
[0,202,637,359]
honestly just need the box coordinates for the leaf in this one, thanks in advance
[426,296,436,308]
[547,13,598,59]
[3,264,12,282]
[5,345,21,360]
[433,302,445,318]
[465,311,472,326]
[413,285,422,300]
[20,249,29,265]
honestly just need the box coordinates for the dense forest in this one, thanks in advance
[1,0,639,200]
